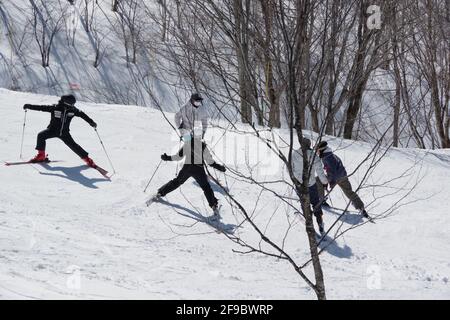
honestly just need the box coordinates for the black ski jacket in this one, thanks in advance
[25,103,96,135]
[165,138,226,172]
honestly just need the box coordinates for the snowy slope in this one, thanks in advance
[0,1,178,109]
[0,89,449,299]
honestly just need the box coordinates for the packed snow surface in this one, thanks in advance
[0,89,449,299]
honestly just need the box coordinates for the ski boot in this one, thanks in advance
[321,201,331,208]
[360,209,375,223]
[146,192,161,207]
[361,209,370,219]
[316,215,325,236]
[30,150,48,163]
[82,156,96,168]
[319,222,325,235]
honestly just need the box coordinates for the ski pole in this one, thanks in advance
[94,128,116,174]
[143,159,163,193]
[19,110,28,159]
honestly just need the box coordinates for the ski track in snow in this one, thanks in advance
[0,89,449,299]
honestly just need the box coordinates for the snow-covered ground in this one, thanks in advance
[0,89,449,299]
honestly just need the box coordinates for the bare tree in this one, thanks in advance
[114,0,145,65]
[82,0,97,33]
[29,0,64,68]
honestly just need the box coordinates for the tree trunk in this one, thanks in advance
[391,3,401,147]
[261,0,280,128]
[234,0,254,124]
[343,0,380,139]
[293,0,326,300]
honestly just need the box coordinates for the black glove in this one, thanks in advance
[90,122,97,128]
[211,162,226,172]
[23,104,31,110]
[161,153,172,161]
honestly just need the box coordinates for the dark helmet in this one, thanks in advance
[301,137,312,149]
[60,94,76,106]
[190,93,204,102]
[316,141,328,152]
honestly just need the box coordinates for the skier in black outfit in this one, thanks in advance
[147,131,226,217]
[23,94,98,167]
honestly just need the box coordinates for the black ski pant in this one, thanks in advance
[309,184,323,226]
[36,129,89,158]
[158,164,218,208]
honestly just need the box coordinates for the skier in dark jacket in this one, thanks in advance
[147,129,226,217]
[316,141,369,218]
[23,94,98,167]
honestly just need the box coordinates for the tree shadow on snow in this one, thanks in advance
[39,164,110,189]
[317,234,353,259]
[158,199,237,235]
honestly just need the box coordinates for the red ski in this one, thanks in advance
[92,164,110,179]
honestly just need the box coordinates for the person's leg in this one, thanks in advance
[32,129,56,161]
[309,184,324,232]
[36,129,56,151]
[337,177,365,211]
[192,166,218,208]
[316,176,329,207]
[309,184,321,215]
[60,134,89,158]
[158,165,191,196]
[316,177,325,198]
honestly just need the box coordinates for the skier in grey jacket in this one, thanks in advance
[175,93,208,138]
[291,138,328,234]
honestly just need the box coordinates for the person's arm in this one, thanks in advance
[313,154,328,185]
[23,104,53,112]
[76,109,97,128]
[203,144,225,171]
[175,107,183,129]
[203,145,215,165]
[323,156,336,186]
[161,145,184,162]
[210,162,226,172]
[290,150,302,183]
[201,113,208,135]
